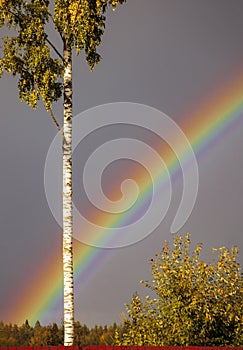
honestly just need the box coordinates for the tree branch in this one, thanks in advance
[34,80,65,143]
[45,37,64,61]
[48,107,65,142]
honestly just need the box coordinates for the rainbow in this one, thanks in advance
[3,70,243,325]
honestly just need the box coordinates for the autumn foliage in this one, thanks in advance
[116,234,242,346]
[0,320,119,346]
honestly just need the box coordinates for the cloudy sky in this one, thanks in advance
[0,0,243,327]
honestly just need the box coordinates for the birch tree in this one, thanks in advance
[0,0,126,345]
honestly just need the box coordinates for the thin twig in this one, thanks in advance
[35,80,65,143]
[48,107,65,142]
[45,37,64,61]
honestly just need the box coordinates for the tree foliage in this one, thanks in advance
[0,0,126,110]
[117,234,243,346]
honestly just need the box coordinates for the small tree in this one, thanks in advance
[0,0,126,345]
[117,234,243,346]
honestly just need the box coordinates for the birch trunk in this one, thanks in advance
[63,42,74,346]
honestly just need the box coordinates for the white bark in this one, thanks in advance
[63,43,74,346]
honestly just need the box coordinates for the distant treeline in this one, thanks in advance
[0,320,120,346]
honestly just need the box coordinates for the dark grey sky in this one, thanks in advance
[0,0,243,327]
